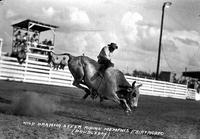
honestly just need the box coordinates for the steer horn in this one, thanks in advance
[132,81,136,87]
[136,84,143,88]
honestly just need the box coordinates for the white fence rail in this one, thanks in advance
[0,55,198,100]
[0,54,74,87]
[125,76,188,99]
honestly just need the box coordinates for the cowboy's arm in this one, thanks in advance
[103,46,111,60]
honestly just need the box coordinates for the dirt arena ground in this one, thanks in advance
[0,80,200,139]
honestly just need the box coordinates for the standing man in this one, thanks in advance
[97,42,118,77]
[59,57,67,70]
[14,30,22,46]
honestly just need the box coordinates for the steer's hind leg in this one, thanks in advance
[72,80,91,100]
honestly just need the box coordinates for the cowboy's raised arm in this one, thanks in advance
[103,46,111,60]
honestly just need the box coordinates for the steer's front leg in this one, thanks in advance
[119,99,132,114]
[112,95,132,114]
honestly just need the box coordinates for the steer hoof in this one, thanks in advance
[90,94,98,100]
[125,109,132,115]
[81,97,86,101]
[132,106,137,111]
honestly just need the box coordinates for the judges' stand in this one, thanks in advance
[0,19,75,87]
[11,19,58,62]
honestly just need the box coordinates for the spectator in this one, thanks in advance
[188,79,195,89]
[47,39,53,46]
[59,57,67,70]
[31,31,39,42]
[22,32,30,44]
[14,30,22,46]
[53,57,60,70]
[14,30,22,41]
[42,39,48,45]
[31,32,39,48]
[32,39,38,48]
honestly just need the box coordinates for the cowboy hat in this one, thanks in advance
[108,42,118,49]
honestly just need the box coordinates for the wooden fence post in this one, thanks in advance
[0,55,2,78]
[163,83,166,97]
[23,53,29,82]
[0,38,2,57]
[49,65,52,84]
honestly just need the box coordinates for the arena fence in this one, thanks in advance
[0,54,199,100]
[0,54,74,87]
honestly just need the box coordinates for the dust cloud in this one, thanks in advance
[11,91,64,116]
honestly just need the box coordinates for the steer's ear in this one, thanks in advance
[132,81,136,88]
[136,84,142,88]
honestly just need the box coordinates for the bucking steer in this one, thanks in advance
[48,53,142,114]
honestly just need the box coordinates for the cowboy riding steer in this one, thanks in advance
[48,53,142,114]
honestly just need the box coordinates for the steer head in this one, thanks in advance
[118,81,142,110]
